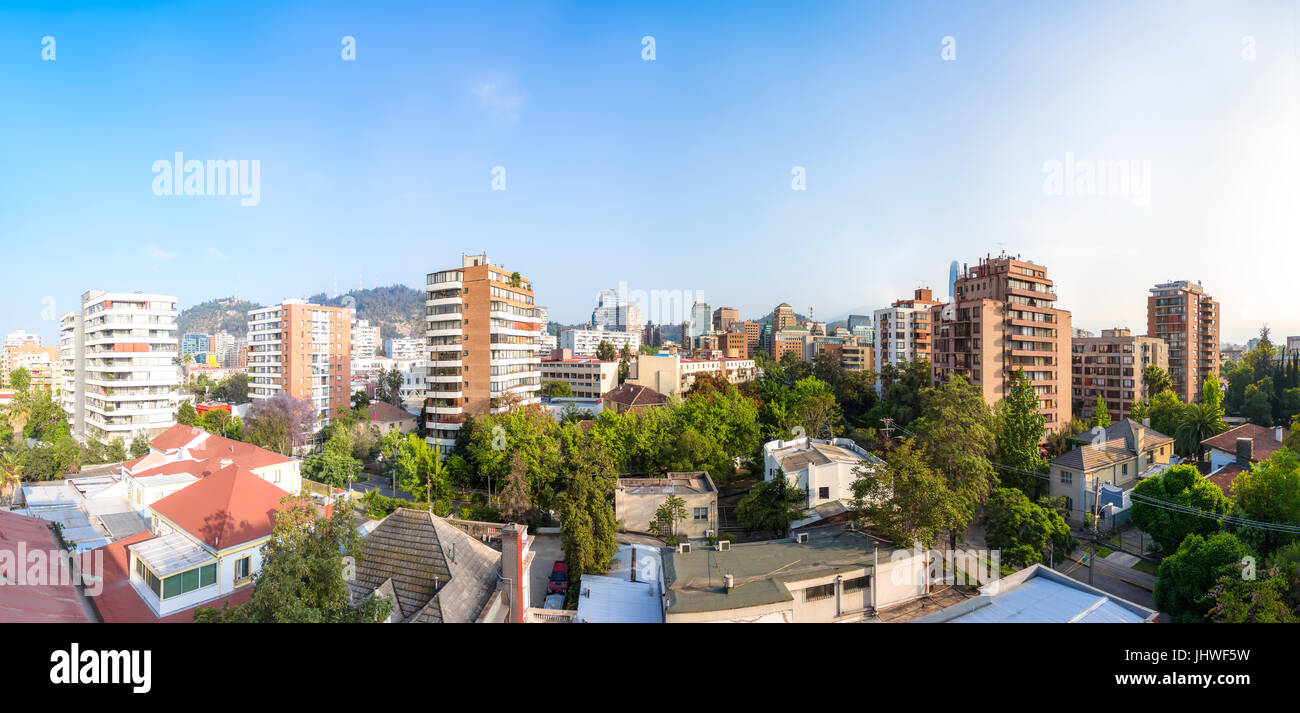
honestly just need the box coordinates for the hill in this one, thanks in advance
[177,297,263,338]
[305,284,424,343]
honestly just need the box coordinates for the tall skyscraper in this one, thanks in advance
[60,290,180,442]
[930,254,1072,430]
[688,300,712,346]
[247,299,353,431]
[1147,280,1219,403]
[772,303,796,331]
[425,253,543,453]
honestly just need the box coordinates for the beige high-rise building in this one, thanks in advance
[930,254,1072,431]
[425,253,543,453]
[2,342,61,392]
[1071,328,1169,422]
[1147,281,1219,403]
[873,287,944,376]
[247,300,353,431]
[713,306,739,333]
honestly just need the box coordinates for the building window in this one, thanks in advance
[160,563,217,600]
[235,556,252,581]
[1122,463,1128,476]
[804,583,835,602]
[818,487,830,500]
[693,507,708,520]
[1059,470,1072,485]
[843,575,870,592]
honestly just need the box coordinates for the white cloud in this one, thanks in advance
[205,247,227,260]
[471,78,527,121]
[141,243,174,261]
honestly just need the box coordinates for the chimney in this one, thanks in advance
[500,524,527,623]
[1236,438,1254,467]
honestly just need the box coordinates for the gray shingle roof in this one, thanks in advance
[1049,419,1172,472]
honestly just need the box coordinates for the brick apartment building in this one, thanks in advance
[246,300,352,431]
[1071,328,1169,422]
[930,254,1072,430]
[1147,280,1220,403]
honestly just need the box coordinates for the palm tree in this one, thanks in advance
[1175,402,1227,462]
[0,451,23,505]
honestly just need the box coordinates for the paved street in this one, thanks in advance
[1053,550,1157,611]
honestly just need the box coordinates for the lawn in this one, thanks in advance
[1131,559,1160,576]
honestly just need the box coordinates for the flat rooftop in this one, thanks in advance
[912,565,1156,623]
[772,440,875,472]
[617,472,715,496]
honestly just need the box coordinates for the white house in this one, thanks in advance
[763,437,881,509]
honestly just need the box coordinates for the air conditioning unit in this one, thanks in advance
[704,529,715,538]
[718,541,730,551]
[796,533,809,544]
[679,542,691,554]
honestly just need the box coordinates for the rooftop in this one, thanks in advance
[1050,419,1173,472]
[0,510,93,623]
[1201,423,1287,463]
[910,564,1157,623]
[616,472,715,496]
[150,464,292,550]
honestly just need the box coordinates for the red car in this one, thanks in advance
[548,561,569,594]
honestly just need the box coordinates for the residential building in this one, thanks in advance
[774,325,815,362]
[627,353,755,396]
[91,463,294,622]
[367,400,418,434]
[740,320,761,355]
[573,544,665,623]
[662,528,928,623]
[873,287,943,377]
[541,350,619,398]
[712,306,739,333]
[425,253,543,453]
[1148,280,1220,402]
[841,343,874,372]
[350,508,531,623]
[930,255,1072,430]
[602,383,669,413]
[2,342,61,393]
[910,564,1157,623]
[352,319,381,358]
[772,303,796,331]
[1202,424,1289,496]
[614,472,717,539]
[246,299,353,430]
[385,337,423,360]
[1047,419,1174,524]
[59,290,181,442]
[559,326,640,356]
[763,437,883,509]
[211,331,236,366]
[4,329,42,349]
[1072,328,1168,422]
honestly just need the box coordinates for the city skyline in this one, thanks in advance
[2,0,1296,344]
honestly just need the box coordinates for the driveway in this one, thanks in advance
[528,532,564,608]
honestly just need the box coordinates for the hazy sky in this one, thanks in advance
[0,0,1295,344]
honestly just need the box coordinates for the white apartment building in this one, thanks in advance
[59,290,180,442]
[873,305,931,375]
[763,437,883,509]
[386,337,423,360]
[541,355,619,398]
[246,305,284,402]
[628,353,756,396]
[352,319,380,358]
[246,300,353,430]
[560,327,640,357]
[591,289,644,334]
[5,329,42,349]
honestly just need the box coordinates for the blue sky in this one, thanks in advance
[0,0,1295,344]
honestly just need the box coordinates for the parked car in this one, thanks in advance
[543,593,565,610]
[548,561,569,594]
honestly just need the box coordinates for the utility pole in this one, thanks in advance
[1088,479,1100,586]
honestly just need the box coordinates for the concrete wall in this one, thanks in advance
[615,489,717,539]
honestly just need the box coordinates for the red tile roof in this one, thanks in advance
[145,423,292,470]
[151,464,291,550]
[1205,464,1247,497]
[603,383,669,408]
[0,510,93,622]
[91,531,254,623]
[150,423,206,451]
[1201,424,1289,463]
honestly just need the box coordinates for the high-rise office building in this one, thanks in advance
[60,290,180,442]
[247,300,353,431]
[591,289,643,333]
[1147,281,1219,403]
[425,253,543,452]
[181,333,211,356]
[930,254,1071,429]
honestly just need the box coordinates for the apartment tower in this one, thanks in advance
[873,287,944,376]
[425,253,543,453]
[59,290,180,442]
[1147,281,1219,403]
[930,254,1072,430]
[1071,328,1169,422]
[246,300,353,430]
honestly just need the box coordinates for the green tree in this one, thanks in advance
[105,437,128,463]
[177,399,198,427]
[736,472,806,538]
[9,367,31,395]
[1142,364,1172,399]
[539,380,572,398]
[982,487,1076,568]
[1130,464,1231,552]
[595,339,617,362]
[1154,532,1253,623]
[994,369,1049,498]
[194,495,392,623]
[0,451,23,503]
[787,376,842,439]
[1205,565,1299,623]
[129,433,151,458]
[1243,379,1274,426]
[850,440,964,549]
[558,468,618,575]
[1090,394,1111,429]
[1146,389,1185,438]
[1175,401,1226,461]
[912,376,997,551]
[1231,447,1300,554]
[648,494,687,538]
[498,452,533,522]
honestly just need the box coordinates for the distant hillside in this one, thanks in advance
[178,297,263,337]
[305,284,424,343]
